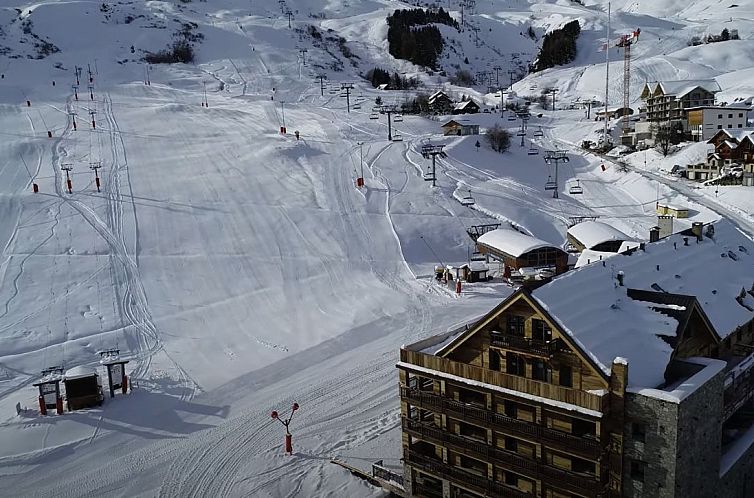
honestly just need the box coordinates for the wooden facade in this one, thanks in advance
[476,244,569,276]
[399,290,628,498]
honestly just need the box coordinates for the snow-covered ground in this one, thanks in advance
[0,0,753,496]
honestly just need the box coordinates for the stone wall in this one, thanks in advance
[673,365,724,498]
[622,391,678,497]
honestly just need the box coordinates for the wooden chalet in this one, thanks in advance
[441,119,480,136]
[452,99,480,115]
[428,91,454,115]
[707,129,754,174]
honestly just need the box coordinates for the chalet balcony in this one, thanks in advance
[405,449,533,498]
[489,332,562,358]
[404,420,603,496]
[401,387,602,460]
[399,349,607,413]
[403,417,538,476]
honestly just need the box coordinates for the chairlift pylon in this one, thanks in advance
[569,179,584,195]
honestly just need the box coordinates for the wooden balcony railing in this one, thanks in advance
[403,418,603,496]
[405,449,533,498]
[401,387,602,460]
[489,332,562,358]
[399,348,607,413]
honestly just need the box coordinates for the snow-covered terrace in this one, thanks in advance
[534,220,754,388]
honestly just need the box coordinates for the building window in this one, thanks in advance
[504,471,518,486]
[532,359,552,382]
[739,124,743,128]
[718,125,722,129]
[507,353,526,376]
[572,457,596,475]
[632,422,646,443]
[532,319,552,342]
[504,399,518,418]
[505,436,518,452]
[740,113,744,118]
[560,366,573,387]
[506,315,525,336]
[728,124,733,128]
[729,113,733,119]
[630,460,646,482]
[718,114,723,119]
[490,351,501,371]
[573,417,597,437]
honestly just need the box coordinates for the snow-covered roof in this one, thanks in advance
[454,100,478,110]
[428,90,451,102]
[710,129,754,144]
[651,79,721,98]
[567,221,633,250]
[533,220,754,388]
[477,229,556,257]
[64,365,97,381]
[441,119,479,128]
[686,105,750,111]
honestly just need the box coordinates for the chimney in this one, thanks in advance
[657,215,674,239]
[650,226,660,243]
[692,221,703,242]
[617,271,625,286]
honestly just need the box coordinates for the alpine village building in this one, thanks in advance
[398,220,754,498]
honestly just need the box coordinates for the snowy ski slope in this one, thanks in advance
[0,0,752,496]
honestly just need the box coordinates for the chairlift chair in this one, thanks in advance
[569,179,584,195]
[534,128,544,137]
[353,103,361,110]
[393,114,404,122]
[544,176,557,191]
[516,131,526,136]
[507,115,517,121]
[369,113,379,120]
[392,133,403,142]
[527,148,539,156]
[460,190,475,206]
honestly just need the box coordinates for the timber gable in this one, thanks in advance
[439,288,610,390]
